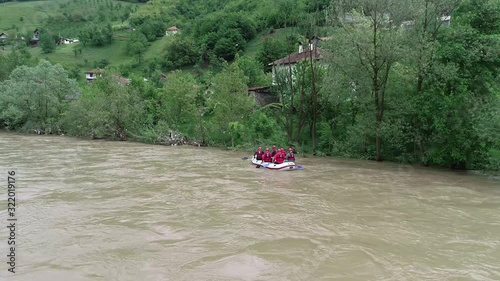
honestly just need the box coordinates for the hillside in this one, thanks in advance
[0,1,57,33]
[1,0,330,82]
[0,0,143,82]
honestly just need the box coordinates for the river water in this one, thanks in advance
[0,132,499,281]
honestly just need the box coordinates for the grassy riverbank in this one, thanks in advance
[3,127,499,177]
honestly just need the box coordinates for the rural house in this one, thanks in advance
[85,68,131,85]
[245,36,331,106]
[32,28,40,41]
[268,36,330,85]
[0,33,7,43]
[30,28,41,46]
[59,37,79,45]
[247,86,279,107]
[165,26,179,36]
[85,68,103,83]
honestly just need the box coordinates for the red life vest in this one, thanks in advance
[263,152,272,162]
[286,152,295,161]
[274,153,284,164]
[255,150,264,160]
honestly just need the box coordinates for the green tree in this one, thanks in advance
[233,55,270,87]
[0,60,79,132]
[0,47,30,82]
[257,37,292,70]
[162,37,199,69]
[327,0,411,161]
[415,0,500,169]
[125,31,148,64]
[39,31,56,54]
[208,62,256,145]
[61,72,145,140]
[157,70,198,133]
[398,0,460,165]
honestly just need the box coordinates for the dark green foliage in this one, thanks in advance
[136,18,165,42]
[233,55,270,87]
[162,37,199,69]
[257,36,294,69]
[0,60,79,132]
[95,58,110,68]
[78,23,113,46]
[193,12,256,61]
[61,72,145,140]
[0,47,31,82]
[39,31,57,54]
[125,31,148,64]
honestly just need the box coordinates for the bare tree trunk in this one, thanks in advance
[310,47,318,153]
[287,55,294,143]
[372,10,383,162]
[295,66,307,143]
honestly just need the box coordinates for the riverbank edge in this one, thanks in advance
[2,129,499,176]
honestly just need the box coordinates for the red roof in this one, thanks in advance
[85,68,103,74]
[166,26,178,31]
[268,48,322,66]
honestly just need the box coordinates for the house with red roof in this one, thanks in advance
[165,26,179,36]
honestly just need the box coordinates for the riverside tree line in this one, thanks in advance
[0,0,498,171]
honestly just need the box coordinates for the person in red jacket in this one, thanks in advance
[262,148,273,163]
[274,149,285,164]
[254,147,264,161]
[280,148,286,158]
[285,148,295,161]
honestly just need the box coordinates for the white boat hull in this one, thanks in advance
[251,157,297,171]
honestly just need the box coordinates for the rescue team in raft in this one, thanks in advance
[253,145,295,164]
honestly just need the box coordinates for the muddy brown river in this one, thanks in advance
[0,132,499,281]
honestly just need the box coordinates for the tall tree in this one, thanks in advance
[327,0,411,161]
[208,62,255,145]
[416,0,500,168]
[125,31,148,64]
[401,0,460,165]
[157,70,198,133]
[61,72,145,140]
[39,31,56,54]
[0,60,79,132]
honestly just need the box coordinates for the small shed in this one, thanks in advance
[248,86,279,107]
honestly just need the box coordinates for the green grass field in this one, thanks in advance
[0,0,147,79]
[0,0,62,35]
[32,37,132,69]
[143,36,167,61]
[0,0,293,79]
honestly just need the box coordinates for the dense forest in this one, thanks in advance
[0,0,499,171]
